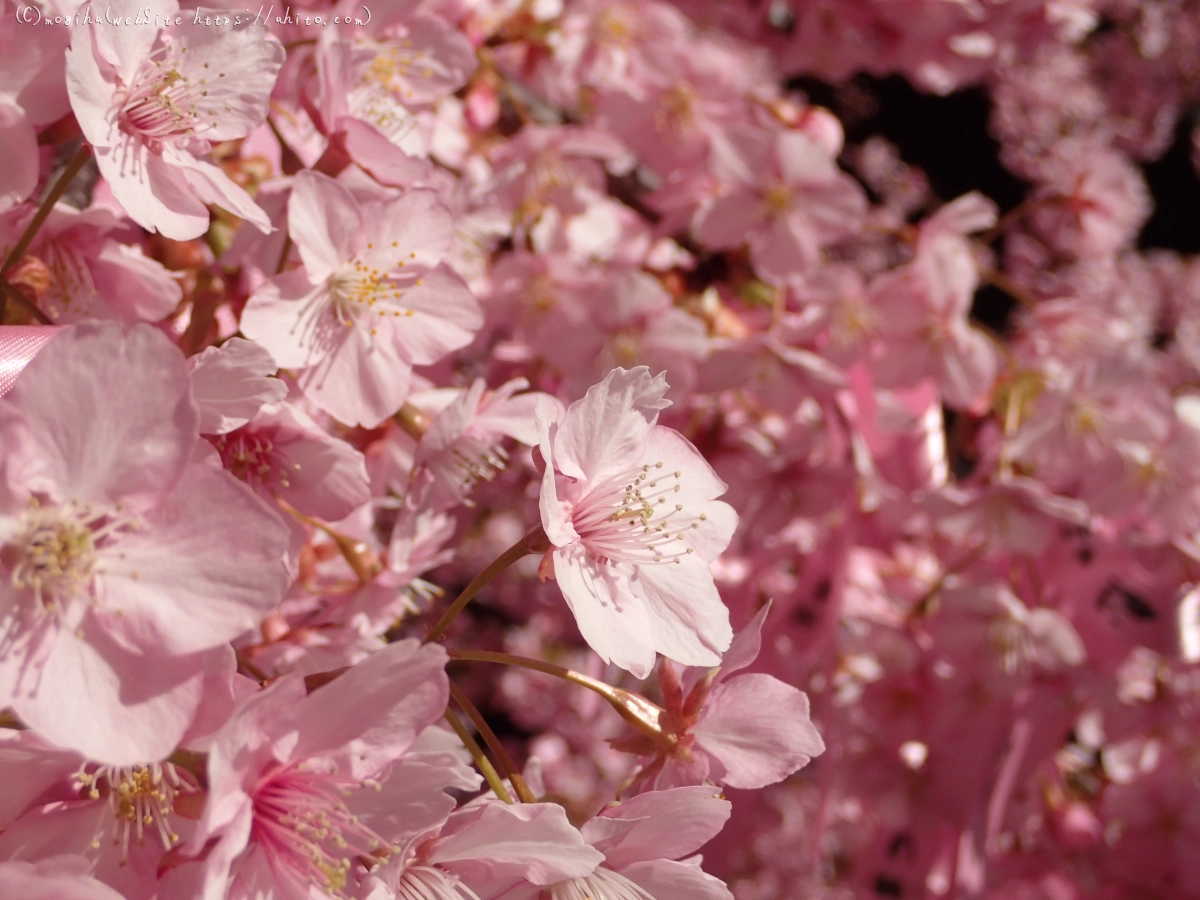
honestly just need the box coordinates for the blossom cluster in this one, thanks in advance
[0,0,1197,897]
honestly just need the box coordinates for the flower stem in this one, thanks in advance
[449,680,537,803]
[449,648,666,741]
[424,526,547,643]
[277,498,381,584]
[443,708,513,804]
[275,233,293,275]
[1,144,91,278]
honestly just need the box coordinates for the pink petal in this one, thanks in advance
[297,324,413,427]
[290,640,448,778]
[65,25,119,150]
[0,857,128,900]
[15,626,203,766]
[348,733,480,850]
[431,802,603,886]
[2,321,197,509]
[92,0,176,84]
[537,405,579,548]
[257,403,370,520]
[89,241,183,324]
[173,17,284,143]
[288,171,363,280]
[694,673,825,789]
[633,554,732,669]
[95,463,289,657]
[642,426,737,562]
[364,189,456,266]
[95,142,210,241]
[167,148,273,236]
[587,786,731,867]
[387,263,482,365]
[187,338,287,436]
[620,858,733,900]
[553,367,670,484]
[693,189,764,251]
[554,546,658,678]
[0,103,36,211]
[237,268,331,370]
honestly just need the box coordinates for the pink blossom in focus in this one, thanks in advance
[536,367,738,678]
[187,639,456,899]
[65,0,283,239]
[239,170,482,427]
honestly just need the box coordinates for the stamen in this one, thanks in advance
[395,866,482,900]
[76,762,194,864]
[251,761,400,899]
[3,498,140,644]
[550,867,659,900]
[570,463,704,565]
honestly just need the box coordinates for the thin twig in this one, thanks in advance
[2,144,91,277]
[443,708,513,804]
[449,680,536,803]
[425,528,544,643]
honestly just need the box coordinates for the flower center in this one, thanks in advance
[762,182,793,217]
[570,462,705,565]
[252,762,396,899]
[433,437,509,503]
[5,498,139,610]
[594,7,637,44]
[550,867,658,900]
[347,84,417,144]
[320,254,419,338]
[212,429,300,492]
[118,47,222,146]
[77,762,193,863]
[362,40,433,99]
[13,513,95,601]
[655,82,697,135]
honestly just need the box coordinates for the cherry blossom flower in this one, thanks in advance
[619,602,825,791]
[187,639,456,899]
[65,0,284,239]
[0,322,289,764]
[0,729,203,899]
[869,192,1000,411]
[186,337,288,436]
[239,170,482,427]
[413,377,553,512]
[315,4,477,159]
[694,124,866,283]
[0,204,181,326]
[537,367,738,677]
